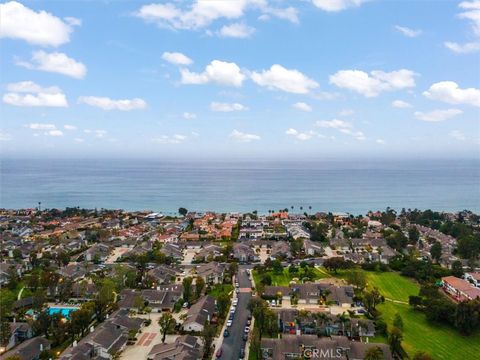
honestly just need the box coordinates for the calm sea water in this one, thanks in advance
[1,159,479,214]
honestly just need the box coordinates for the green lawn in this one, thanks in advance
[338,269,480,359]
[208,283,233,299]
[364,271,419,303]
[254,267,330,287]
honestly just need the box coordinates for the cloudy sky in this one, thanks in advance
[1,0,479,159]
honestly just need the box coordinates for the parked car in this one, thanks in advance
[244,326,250,333]
[239,348,245,359]
[247,319,251,326]
[224,329,229,337]
[242,333,248,341]
[216,347,223,358]
[227,320,233,327]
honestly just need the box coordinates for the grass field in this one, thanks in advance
[253,266,330,287]
[208,283,233,299]
[340,269,480,359]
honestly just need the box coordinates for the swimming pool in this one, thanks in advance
[48,307,79,318]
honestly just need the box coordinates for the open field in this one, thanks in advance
[253,267,330,287]
[338,269,480,359]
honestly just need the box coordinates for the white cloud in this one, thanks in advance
[251,64,319,94]
[64,17,82,27]
[0,1,73,46]
[339,109,354,116]
[423,81,480,107]
[444,41,480,54]
[183,112,197,119]
[329,69,416,97]
[153,134,188,144]
[229,129,260,142]
[92,130,107,138]
[74,138,85,143]
[414,109,463,122]
[315,119,365,140]
[444,2,480,54]
[450,130,467,141]
[162,51,193,65]
[3,81,68,107]
[78,96,147,110]
[285,128,317,141]
[218,23,255,38]
[315,119,352,130]
[392,100,412,108]
[311,0,365,12]
[180,60,245,87]
[459,1,480,36]
[64,125,77,130]
[395,25,421,38]
[134,1,297,30]
[26,123,56,130]
[210,102,248,112]
[292,102,312,112]
[0,131,12,141]
[376,139,386,144]
[260,6,299,23]
[46,129,63,137]
[6,81,59,94]
[16,51,87,79]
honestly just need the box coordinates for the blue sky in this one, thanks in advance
[1,0,479,159]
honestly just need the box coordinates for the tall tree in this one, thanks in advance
[158,313,175,343]
[0,318,12,347]
[195,277,205,300]
[430,242,442,263]
[182,277,193,304]
[388,327,406,359]
[200,321,216,359]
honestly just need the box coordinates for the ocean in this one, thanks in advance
[1,159,479,214]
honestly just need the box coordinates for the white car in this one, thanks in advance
[231,306,236,312]
[227,320,233,327]
[232,299,238,306]
[244,326,250,333]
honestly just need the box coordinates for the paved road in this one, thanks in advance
[217,265,253,359]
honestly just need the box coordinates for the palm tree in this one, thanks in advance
[364,346,385,360]
[388,327,405,359]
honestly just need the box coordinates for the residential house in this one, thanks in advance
[303,240,324,256]
[183,296,216,332]
[233,243,258,263]
[0,337,51,360]
[147,335,202,360]
[442,276,480,301]
[59,310,143,360]
[6,322,33,350]
[464,272,480,288]
[195,262,225,285]
[260,334,392,360]
[148,265,179,285]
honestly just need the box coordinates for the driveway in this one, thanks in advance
[215,265,253,359]
[120,312,185,360]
